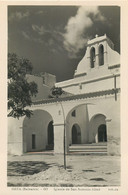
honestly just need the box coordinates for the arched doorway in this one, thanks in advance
[89,114,106,143]
[23,110,53,152]
[47,121,54,146]
[98,124,107,142]
[72,124,81,144]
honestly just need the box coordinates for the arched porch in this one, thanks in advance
[23,109,54,152]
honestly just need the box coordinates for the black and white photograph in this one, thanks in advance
[1,1,128,193]
[7,5,121,187]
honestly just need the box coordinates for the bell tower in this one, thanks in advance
[87,34,114,68]
[74,34,119,78]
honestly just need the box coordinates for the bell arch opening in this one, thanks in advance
[99,44,104,66]
[90,47,95,68]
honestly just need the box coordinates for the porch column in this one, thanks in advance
[53,123,67,154]
[95,133,98,143]
[81,104,89,143]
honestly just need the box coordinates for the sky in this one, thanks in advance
[8,6,120,82]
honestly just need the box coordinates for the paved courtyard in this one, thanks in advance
[7,153,120,187]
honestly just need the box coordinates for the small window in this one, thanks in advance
[99,44,104,66]
[72,110,76,117]
[90,47,95,68]
[32,134,36,149]
[79,83,82,90]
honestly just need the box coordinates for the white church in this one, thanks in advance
[8,34,120,156]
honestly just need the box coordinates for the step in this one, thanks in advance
[69,149,107,152]
[68,151,107,155]
[69,145,107,149]
[68,150,107,154]
[69,143,107,154]
[70,143,107,146]
[69,151,107,153]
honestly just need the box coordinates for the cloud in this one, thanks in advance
[30,24,65,55]
[9,11,29,21]
[32,24,46,35]
[22,30,44,44]
[22,31,30,40]
[63,6,105,58]
[31,24,64,45]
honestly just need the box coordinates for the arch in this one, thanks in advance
[47,121,54,145]
[89,114,107,143]
[65,103,91,121]
[65,103,90,146]
[99,44,104,66]
[98,124,107,142]
[90,113,106,123]
[72,124,81,144]
[90,47,95,68]
[23,109,53,152]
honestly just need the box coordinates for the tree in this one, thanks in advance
[51,86,64,98]
[8,53,38,119]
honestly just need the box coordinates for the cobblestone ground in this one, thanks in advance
[7,154,120,187]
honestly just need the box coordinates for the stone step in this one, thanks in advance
[68,151,107,155]
[69,143,107,154]
[69,146,107,149]
[70,143,107,146]
[69,148,107,151]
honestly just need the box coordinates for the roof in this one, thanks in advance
[32,88,120,105]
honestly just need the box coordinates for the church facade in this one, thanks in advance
[8,34,120,156]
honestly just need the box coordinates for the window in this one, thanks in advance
[32,134,36,149]
[99,44,104,66]
[79,83,82,90]
[72,110,76,117]
[90,47,95,68]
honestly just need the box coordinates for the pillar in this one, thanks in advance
[82,104,89,143]
[95,133,98,143]
[53,123,67,154]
